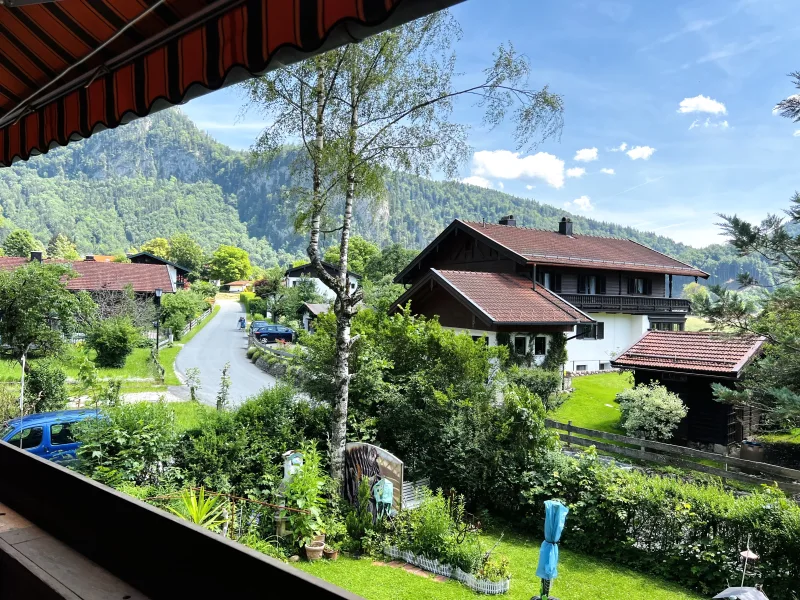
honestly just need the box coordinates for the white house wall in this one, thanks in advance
[286,275,358,302]
[566,312,649,372]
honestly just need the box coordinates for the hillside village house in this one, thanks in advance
[285,262,361,302]
[223,280,251,293]
[393,217,709,371]
[127,252,192,290]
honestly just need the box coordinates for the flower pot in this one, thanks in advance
[304,541,325,561]
[312,533,325,544]
[323,548,339,561]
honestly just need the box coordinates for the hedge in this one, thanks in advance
[239,291,256,312]
[522,449,800,599]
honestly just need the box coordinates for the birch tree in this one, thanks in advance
[240,13,564,484]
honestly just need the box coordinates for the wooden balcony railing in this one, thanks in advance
[558,294,690,314]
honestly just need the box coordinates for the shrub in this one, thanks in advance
[240,291,256,311]
[161,290,207,340]
[479,555,511,582]
[617,382,687,440]
[506,366,561,410]
[542,333,568,371]
[73,402,178,486]
[283,441,327,548]
[86,317,140,367]
[239,533,287,561]
[25,359,68,412]
[522,448,800,599]
[345,477,375,553]
[253,313,265,322]
[191,281,219,298]
[246,346,258,359]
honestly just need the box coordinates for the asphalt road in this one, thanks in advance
[174,298,276,407]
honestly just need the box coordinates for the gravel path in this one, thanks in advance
[174,298,276,407]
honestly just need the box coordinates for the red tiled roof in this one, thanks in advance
[431,269,593,325]
[459,221,708,277]
[611,330,766,378]
[0,259,173,293]
[225,281,251,286]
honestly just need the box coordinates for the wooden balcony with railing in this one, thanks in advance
[558,294,691,314]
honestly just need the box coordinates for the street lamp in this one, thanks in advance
[154,288,163,354]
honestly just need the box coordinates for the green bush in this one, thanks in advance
[617,382,688,440]
[25,359,68,412]
[86,317,140,367]
[191,281,219,298]
[283,441,327,548]
[523,449,800,598]
[246,346,258,359]
[506,365,561,410]
[345,477,375,553]
[240,291,256,312]
[161,290,208,340]
[252,313,265,322]
[73,402,179,486]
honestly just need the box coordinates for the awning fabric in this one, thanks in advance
[0,0,459,167]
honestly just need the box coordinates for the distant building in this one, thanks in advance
[223,280,250,293]
[0,253,174,296]
[301,302,330,332]
[393,216,709,372]
[284,262,360,302]
[612,331,766,448]
[127,252,191,289]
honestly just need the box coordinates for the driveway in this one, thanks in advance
[174,298,276,407]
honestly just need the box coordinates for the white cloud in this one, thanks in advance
[461,175,492,189]
[471,149,566,189]
[574,147,599,162]
[600,168,615,175]
[678,95,727,115]
[564,195,594,212]
[689,118,730,130]
[608,142,627,152]
[566,167,586,179]
[794,130,800,137]
[626,146,656,160]
[497,181,504,189]
[526,184,534,190]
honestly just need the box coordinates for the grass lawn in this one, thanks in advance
[551,372,632,434]
[297,530,701,600]
[684,316,711,331]
[759,428,800,444]
[171,401,214,431]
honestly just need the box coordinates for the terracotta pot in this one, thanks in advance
[312,533,325,544]
[323,548,339,561]
[305,541,325,561]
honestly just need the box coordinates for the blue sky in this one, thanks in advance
[182,0,799,248]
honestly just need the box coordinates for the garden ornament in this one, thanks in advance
[373,477,394,519]
[533,500,569,600]
[713,587,769,600]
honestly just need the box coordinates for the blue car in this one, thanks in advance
[1,409,100,463]
[253,324,295,344]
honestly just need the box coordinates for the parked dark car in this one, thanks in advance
[1,409,100,463]
[249,319,268,333]
[253,325,295,344]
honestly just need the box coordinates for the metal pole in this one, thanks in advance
[18,350,26,449]
[156,318,160,355]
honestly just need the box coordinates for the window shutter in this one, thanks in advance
[597,275,606,295]
[553,273,562,293]
[578,275,586,294]
[597,322,605,339]
[627,278,635,294]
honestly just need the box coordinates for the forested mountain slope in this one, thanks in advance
[0,108,774,286]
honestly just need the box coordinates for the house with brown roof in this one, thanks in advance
[611,330,766,448]
[0,254,175,296]
[393,216,709,370]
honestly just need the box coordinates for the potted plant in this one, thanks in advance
[304,540,325,561]
[323,543,340,561]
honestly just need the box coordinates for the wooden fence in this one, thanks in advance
[546,419,800,495]
[180,307,212,338]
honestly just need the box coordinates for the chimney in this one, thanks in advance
[30,251,43,263]
[499,215,516,227]
[558,217,573,236]
[85,254,95,261]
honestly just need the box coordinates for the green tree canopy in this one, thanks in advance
[365,243,419,280]
[140,237,170,259]
[167,233,204,272]
[209,245,251,283]
[46,233,80,260]
[0,263,96,360]
[324,237,379,277]
[3,229,41,258]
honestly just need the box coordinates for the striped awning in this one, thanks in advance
[0,0,460,167]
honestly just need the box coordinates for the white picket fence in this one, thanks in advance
[383,546,510,595]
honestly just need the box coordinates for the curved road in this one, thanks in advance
[174,299,275,407]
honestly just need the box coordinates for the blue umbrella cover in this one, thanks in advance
[534,500,569,599]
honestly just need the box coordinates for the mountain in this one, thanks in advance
[0,108,775,287]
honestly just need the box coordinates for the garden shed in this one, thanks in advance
[611,330,766,449]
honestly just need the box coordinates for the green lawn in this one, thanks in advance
[297,530,701,600]
[172,401,214,431]
[551,372,633,433]
[759,428,800,444]
[684,316,710,331]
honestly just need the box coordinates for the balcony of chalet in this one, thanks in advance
[557,293,691,315]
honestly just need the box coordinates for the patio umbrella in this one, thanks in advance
[713,588,769,600]
[534,500,569,600]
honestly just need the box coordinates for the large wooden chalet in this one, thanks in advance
[393,216,709,371]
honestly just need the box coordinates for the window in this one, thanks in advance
[599,362,609,371]
[7,426,43,449]
[534,336,547,356]
[578,274,606,295]
[651,322,684,331]
[50,422,76,446]
[576,322,604,340]
[514,336,527,355]
[576,364,587,372]
[627,277,652,295]
[535,271,561,292]
[471,335,486,345]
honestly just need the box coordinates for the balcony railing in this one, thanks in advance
[558,294,690,314]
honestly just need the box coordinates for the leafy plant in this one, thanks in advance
[345,477,375,553]
[239,533,287,561]
[542,332,568,371]
[25,359,68,413]
[216,362,231,411]
[506,365,561,410]
[282,442,327,548]
[479,554,511,582]
[86,316,140,368]
[617,382,687,440]
[168,488,228,532]
[185,367,202,402]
